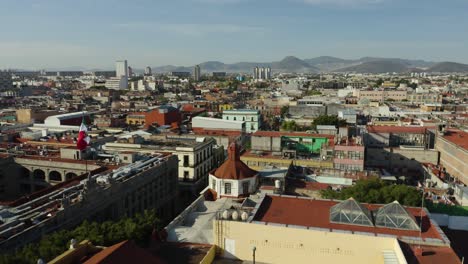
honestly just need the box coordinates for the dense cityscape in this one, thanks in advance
[1,0,468,263]
[0,57,467,263]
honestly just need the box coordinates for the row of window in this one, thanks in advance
[334,150,365,160]
[334,164,363,171]
[225,116,257,122]
[213,181,250,195]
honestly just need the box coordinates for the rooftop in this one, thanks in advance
[441,129,468,151]
[253,131,335,139]
[84,240,164,264]
[212,143,257,180]
[367,125,434,134]
[253,195,446,243]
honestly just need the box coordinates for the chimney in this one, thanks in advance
[228,143,240,161]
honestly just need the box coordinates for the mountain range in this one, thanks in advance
[151,56,468,74]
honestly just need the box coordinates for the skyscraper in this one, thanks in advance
[194,65,201,81]
[127,66,133,77]
[115,60,128,78]
[253,67,271,81]
[145,66,152,76]
[253,67,259,80]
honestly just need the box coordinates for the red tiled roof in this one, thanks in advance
[192,128,243,137]
[441,129,468,151]
[253,195,443,241]
[85,240,165,264]
[212,143,257,180]
[367,126,434,134]
[253,131,335,139]
[407,244,461,264]
[367,126,429,134]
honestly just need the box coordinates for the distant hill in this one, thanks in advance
[146,56,464,74]
[427,62,468,73]
[334,60,410,73]
[357,57,434,68]
[152,56,319,73]
[271,56,319,73]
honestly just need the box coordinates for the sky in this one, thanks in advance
[1,0,468,69]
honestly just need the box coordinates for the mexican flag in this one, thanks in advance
[77,117,90,151]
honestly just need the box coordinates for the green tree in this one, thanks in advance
[311,115,347,129]
[320,178,422,207]
[375,78,384,86]
[281,120,298,131]
[0,210,161,264]
[280,106,289,118]
[306,89,322,96]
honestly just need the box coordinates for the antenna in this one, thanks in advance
[418,165,426,252]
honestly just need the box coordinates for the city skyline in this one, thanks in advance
[1,0,468,69]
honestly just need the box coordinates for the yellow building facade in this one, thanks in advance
[213,220,407,264]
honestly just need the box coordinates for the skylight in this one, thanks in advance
[374,201,420,231]
[330,198,374,227]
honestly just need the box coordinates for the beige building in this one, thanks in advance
[366,146,440,174]
[0,149,102,200]
[354,89,407,102]
[407,93,443,104]
[214,195,459,264]
[0,154,179,250]
[435,129,468,185]
[166,191,460,264]
[103,136,224,196]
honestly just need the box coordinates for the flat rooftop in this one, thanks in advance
[253,131,335,139]
[367,125,435,134]
[441,129,468,151]
[253,195,445,243]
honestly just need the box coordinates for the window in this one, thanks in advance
[183,171,189,180]
[242,182,249,194]
[212,180,216,190]
[224,183,231,194]
[183,155,189,167]
[124,156,128,161]
[233,117,236,121]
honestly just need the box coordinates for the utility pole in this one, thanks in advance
[252,246,256,264]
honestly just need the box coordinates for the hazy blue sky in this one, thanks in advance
[1,0,467,69]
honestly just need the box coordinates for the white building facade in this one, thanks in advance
[222,109,261,133]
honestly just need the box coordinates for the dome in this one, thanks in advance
[212,143,258,180]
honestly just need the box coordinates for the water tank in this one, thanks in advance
[241,211,249,221]
[231,211,239,221]
[222,210,231,220]
[275,180,282,189]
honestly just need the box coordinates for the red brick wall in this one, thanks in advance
[144,108,181,128]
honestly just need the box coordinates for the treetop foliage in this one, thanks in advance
[0,210,160,264]
[320,178,422,207]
